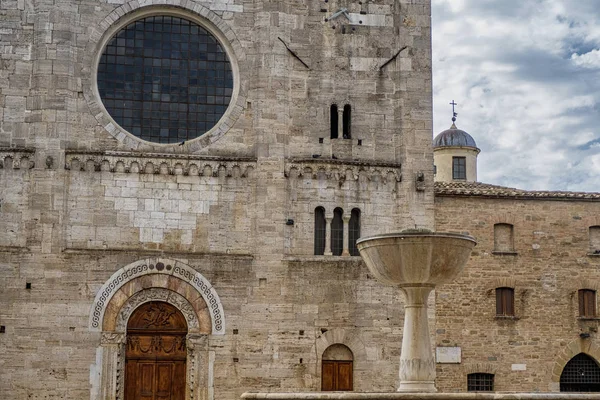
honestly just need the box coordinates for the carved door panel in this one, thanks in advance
[125,302,188,400]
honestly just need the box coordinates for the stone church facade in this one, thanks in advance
[0,0,599,399]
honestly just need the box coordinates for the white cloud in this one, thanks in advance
[432,0,600,191]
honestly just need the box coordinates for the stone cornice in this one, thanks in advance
[0,147,36,169]
[64,150,256,178]
[284,158,402,183]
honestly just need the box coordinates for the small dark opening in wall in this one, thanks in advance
[233,358,239,363]
[25,282,31,290]
[0,326,5,333]
[233,329,239,335]
[299,330,304,335]
[321,328,328,334]
[319,138,324,144]
[357,139,362,146]
[299,358,303,363]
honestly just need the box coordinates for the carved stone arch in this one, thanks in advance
[487,277,518,291]
[81,0,247,152]
[491,214,517,226]
[550,339,600,390]
[314,329,366,391]
[115,288,200,333]
[90,258,225,335]
[464,362,497,375]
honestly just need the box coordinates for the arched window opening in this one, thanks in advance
[467,373,494,392]
[590,226,600,254]
[349,208,361,256]
[126,302,187,399]
[322,344,353,391]
[331,208,344,256]
[579,289,597,318]
[494,223,514,253]
[314,207,326,256]
[343,104,351,139]
[330,104,339,139]
[495,287,514,317]
[560,353,600,392]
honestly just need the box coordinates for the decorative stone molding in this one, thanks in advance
[101,332,126,345]
[0,147,35,169]
[285,158,402,187]
[90,258,225,335]
[81,1,247,151]
[116,289,199,332]
[65,151,255,178]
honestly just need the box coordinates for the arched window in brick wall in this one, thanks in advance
[495,287,515,317]
[330,105,339,139]
[494,223,514,253]
[314,207,326,255]
[590,226,600,254]
[348,208,361,256]
[560,353,600,392]
[342,105,351,139]
[331,208,344,256]
[467,373,494,392]
[322,344,353,391]
[579,289,597,318]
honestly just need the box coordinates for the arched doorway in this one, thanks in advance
[125,302,188,400]
[560,353,600,392]
[322,344,353,391]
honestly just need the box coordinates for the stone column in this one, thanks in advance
[324,216,333,256]
[97,332,126,400]
[398,286,436,392]
[187,334,209,400]
[342,214,351,256]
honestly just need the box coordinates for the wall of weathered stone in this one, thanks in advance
[0,0,435,398]
[435,195,600,393]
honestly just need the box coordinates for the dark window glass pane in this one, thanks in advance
[97,16,233,144]
[331,208,344,256]
[330,105,339,139]
[452,156,466,180]
[349,208,360,256]
[561,353,600,392]
[467,373,494,392]
[343,104,351,139]
[314,207,326,256]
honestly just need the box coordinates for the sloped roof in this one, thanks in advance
[434,181,600,201]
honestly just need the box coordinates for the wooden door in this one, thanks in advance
[322,360,353,391]
[125,302,188,400]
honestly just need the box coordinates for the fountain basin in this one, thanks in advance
[356,232,476,287]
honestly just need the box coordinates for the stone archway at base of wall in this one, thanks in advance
[549,339,600,391]
[89,258,224,400]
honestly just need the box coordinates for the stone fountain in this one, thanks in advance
[356,230,476,393]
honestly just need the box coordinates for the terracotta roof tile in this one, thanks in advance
[434,181,600,200]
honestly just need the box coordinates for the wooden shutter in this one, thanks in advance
[580,290,597,318]
[496,288,514,316]
[337,361,353,391]
[322,361,336,391]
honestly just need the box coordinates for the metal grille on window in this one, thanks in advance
[560,353,600,392]
[331,208,344,256]
[452,156,466,180]
[97,16,233,144]
[579,289,597,318]
[495,287,514,316]
[314,207,326,256]
[467,373,494,392]
[348,208,361,256]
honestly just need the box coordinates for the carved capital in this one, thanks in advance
[101,332,126,345]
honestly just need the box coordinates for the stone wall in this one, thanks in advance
[0,0,435,398]
[434,195,600,392]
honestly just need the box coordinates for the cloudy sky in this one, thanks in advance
[431,0,600,191]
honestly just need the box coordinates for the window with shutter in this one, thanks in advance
[495,287,515,317]
[579,289,597,318]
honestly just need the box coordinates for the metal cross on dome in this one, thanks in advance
[450,100,458,123]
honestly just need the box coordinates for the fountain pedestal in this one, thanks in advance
[356,232,476,393]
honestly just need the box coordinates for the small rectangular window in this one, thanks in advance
[467,373,494,392]
[496,287,515,317]
[452,156,466,180]
[579,289,596,318]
